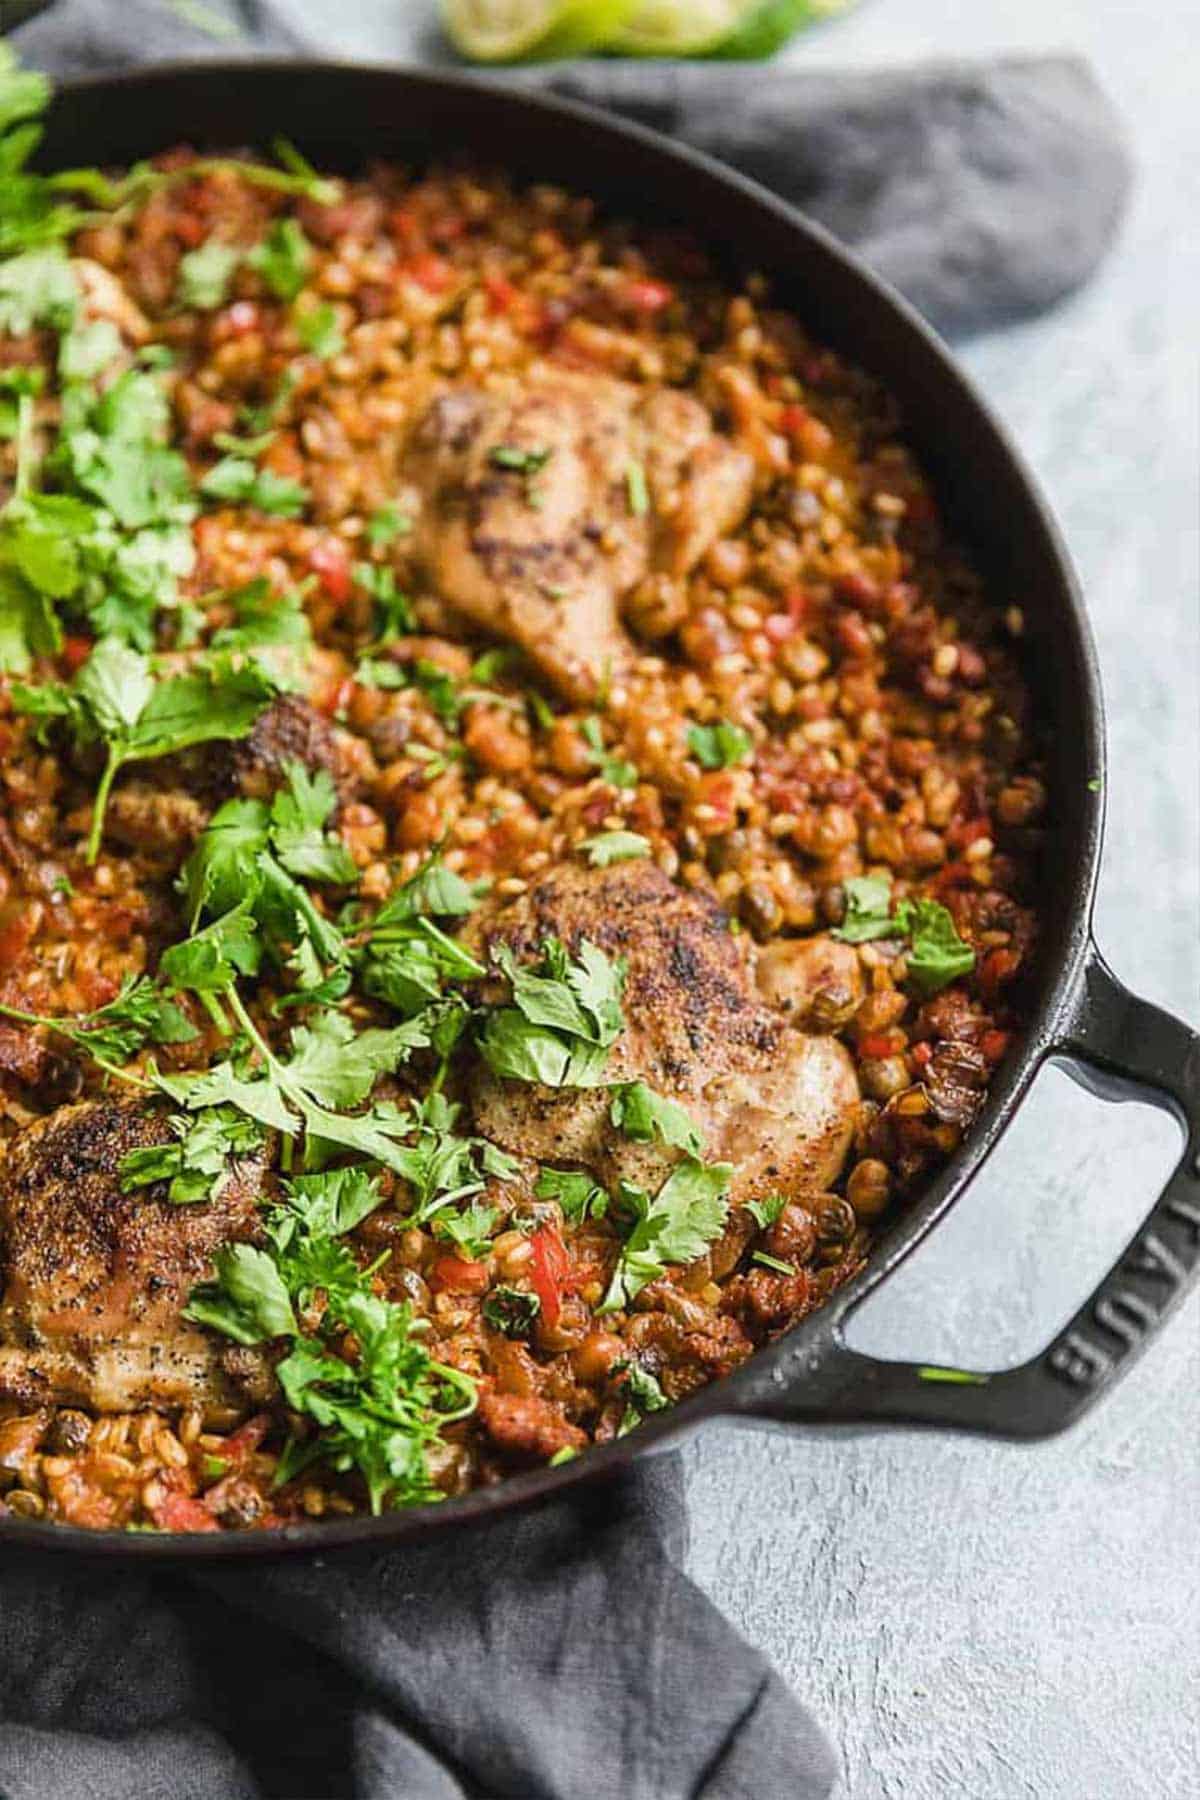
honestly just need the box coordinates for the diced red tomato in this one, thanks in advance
[981,1029,1011,1064]
[407,253,453,294]
[911,1040,933,1069]
[61,634,93,674]
[307,537,352,606]
[483,270,518,314]
[528,1227,571,1328]
[431,1255,490,1297]
[624,277,673,313]
[389,205,420,244]
[859,1030,904,1060]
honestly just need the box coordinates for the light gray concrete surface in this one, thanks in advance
[284,3,1200,1792]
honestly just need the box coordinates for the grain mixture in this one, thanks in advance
[0,95,1044,1531]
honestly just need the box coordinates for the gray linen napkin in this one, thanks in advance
[7,0,1133,336]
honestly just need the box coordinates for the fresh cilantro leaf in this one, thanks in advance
[609,1081,703,1156]
[897,897,976,994]
[482,1286,541,1338]
[284,1007,428,1109]
[209,575,312,684]
[0,973,195,1074]
[185,1243,297,1345]
[120,1105,263,1205]
[831,874,899,944]
[58,318,122,383]
[687,719,753,770]
[246,217,312,302]
[374,854,480,924]
[479,937,626,1089]
[433,1200,499,1262]
[831,876,974,992]
[598,1158,731,1313]
[159,905,262,1021]
[580,831,650,867]
[354,562,415,640]
[579,715,638,790]
[489,444,551,475]
[365,505,410,548]
[294,298,344,359]
[617,1359,668,1435]
[0,247,77,334]
[55,369,193,531]
[212,427,277,457]
[269,761,357,885]
[744,1192,787,1230]
[12,639,277,860]
[179,796,271,925]
[279,1166,387,1240]
[176,239,240,310]
[534,1165,608,1223]
[200,455,308,518]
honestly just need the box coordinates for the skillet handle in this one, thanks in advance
[730,946,1200,1439]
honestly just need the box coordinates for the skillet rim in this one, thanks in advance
[0,56,1104,1559]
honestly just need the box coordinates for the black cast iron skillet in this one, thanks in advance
[7,61,1198,1560]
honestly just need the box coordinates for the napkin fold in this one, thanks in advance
[0,1461,838,1800]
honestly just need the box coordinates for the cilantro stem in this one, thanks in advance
[86,743,124,865]
[0,998,154,1092]
[13,392,34,498]
[197,990,231,1035]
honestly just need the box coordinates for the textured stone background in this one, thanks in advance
[289,1,1199,1791]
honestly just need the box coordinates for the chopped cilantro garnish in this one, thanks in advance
[580,830,650,867]
[365,504,410,548]
[686,719,753,770]
[482,1286,541,1338]
[832,875,975,994]
[598,1157,732,1313]
[13,639,277,861]
[534,1165,609,1222]
[609,1080,703,1156]
[176,239,240,310]
[479,936,627,1089]
[246,217,312,302]
[294,299,344,359]
[752,1251,796,1276]
[744,1193,787,1230]
[200,455,308,519]
[580,716,638,790]
[617,1360,668,1435]
[625,459,649,518]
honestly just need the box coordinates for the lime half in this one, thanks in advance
[612,0,852,57]
[443,0,636,62]
[609,0,749,55]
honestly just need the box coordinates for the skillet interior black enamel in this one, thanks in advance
[7,61,1199,1561]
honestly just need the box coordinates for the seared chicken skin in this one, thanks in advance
[469,861,860,1207]
[0,1100,268,1420]
[406,368,755,700]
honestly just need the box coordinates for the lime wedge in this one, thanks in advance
[612,0,852,57]
[609,0,750,55]
[443,0,636,62]
[707,0,855,58]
